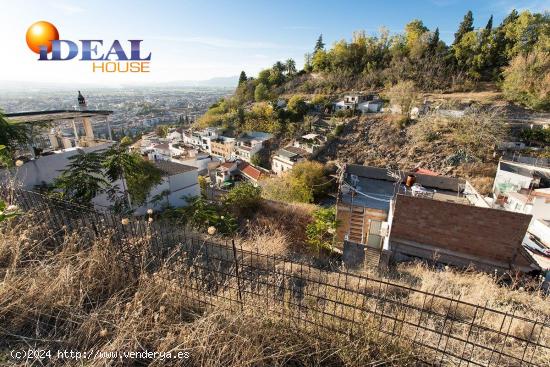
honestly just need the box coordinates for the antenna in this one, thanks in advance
[387,166,402,197]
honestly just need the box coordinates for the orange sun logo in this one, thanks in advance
[26,21,59,54]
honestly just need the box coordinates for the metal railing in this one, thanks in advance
[502,153,550,169]
[3,188,550,366]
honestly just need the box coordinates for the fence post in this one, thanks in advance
[231,238,243,309]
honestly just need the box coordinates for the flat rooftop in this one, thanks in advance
[5,110,113,124]
[499,159,550,184]
[153,160,197,176]
[341,164,469,211]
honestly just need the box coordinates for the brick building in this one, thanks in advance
[390,195,538,272]
[336,164,539,272]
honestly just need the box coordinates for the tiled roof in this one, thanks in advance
[240,163,263,181]
[413,168,439,176]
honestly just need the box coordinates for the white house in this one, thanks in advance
[134,160,200,215]
[234,131,273,162]
[334,93,380,113]
[5,142,114,190]
[334,100,354,111]
[357,100,383,113]
[172,152,220,176]
[530,188,550,221]
[271,146,307,176]
[166,128,183,143]
[293,133,326,155]
[493,159,550,206]
[182,127,221,152]
[146,143,184,161]
[505,188,550,222]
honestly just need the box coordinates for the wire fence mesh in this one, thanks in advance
[3,188,550,366]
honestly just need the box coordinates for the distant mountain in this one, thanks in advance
[0,76,239,91]
[151,76,239,88]
[0,80,106,91]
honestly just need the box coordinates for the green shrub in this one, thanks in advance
[306,207,338,251]
[224,183,262,215]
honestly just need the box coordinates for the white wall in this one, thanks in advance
[493,169,533,194]
[8,142,113,190]
[134,170,200,215]
[272,156,298,176]
[531,197,550,221]
[529,219,550,246]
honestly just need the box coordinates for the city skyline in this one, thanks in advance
[1,0,548,86]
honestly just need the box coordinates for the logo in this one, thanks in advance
[25,21,151,73]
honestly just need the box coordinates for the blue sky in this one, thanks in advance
[1,0,548,85]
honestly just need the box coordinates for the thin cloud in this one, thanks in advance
[49,1,85,15]
[489,0,550,14]
[151,35,306,50]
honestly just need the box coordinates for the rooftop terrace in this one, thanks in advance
[340,165,470,211]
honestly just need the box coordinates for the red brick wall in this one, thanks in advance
[391,195,533,267]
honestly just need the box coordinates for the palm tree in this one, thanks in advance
[273,61,285,73]
[102,144,162,210]
[285,59,297,76]
[55,151,110,205]
[102,145,135,209]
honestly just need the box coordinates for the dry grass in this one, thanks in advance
[392,262,550,318]
[1,207,549,366]
[0,213,416,367]
[247,200,316,252]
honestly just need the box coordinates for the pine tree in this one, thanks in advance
[453,10,474,45]
[314,34,325,53]
[238,71,247,86]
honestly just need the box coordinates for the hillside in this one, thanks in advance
[318,114,499,194]
[192,9,548,191]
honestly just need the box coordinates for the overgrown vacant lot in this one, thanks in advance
[1,209,549,366]
[0,213,416,367]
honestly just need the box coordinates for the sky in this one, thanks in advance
[0,0,548,86]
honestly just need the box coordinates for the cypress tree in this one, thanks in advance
[238,71,247,86]
[485,15,493,31]
[428,27,440,54]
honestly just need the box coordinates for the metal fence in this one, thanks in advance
[4,189,550,367]
[502,153,550,169]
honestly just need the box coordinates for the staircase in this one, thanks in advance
[348,207,365,244]
[364,246,381,269]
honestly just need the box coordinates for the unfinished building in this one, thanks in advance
[336,164,539,273]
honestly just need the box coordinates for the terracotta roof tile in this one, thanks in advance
[240,163,262,181]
